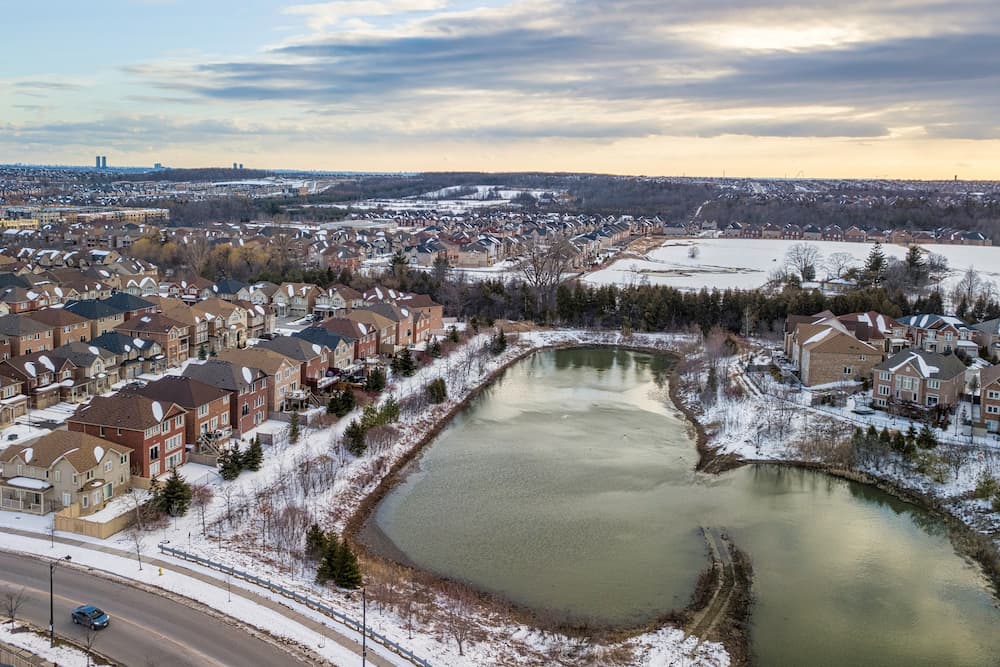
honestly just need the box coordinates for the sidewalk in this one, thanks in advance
[0,526,395,667]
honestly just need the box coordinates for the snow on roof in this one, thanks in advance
[94,445,104,463]
[803,328,834,346]
[38,355,54,372]
[133,338,146,348]
[88,346,99,355]
[311,343,322,354]
[23,447,33,463]
[7,476,51,490]
[242,366,253,384]
[151,401,164,422]
[254,305,264,315]
[140,316,151,323]
[357,323,368,335]
[23,362,36,378]
[890,352,940,377]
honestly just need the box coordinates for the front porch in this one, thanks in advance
[0,477,54,514]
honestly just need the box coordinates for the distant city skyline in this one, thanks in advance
[2,1,999,179]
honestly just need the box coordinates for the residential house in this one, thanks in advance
[272,283,323,318]
[88,332,165,379]
[192,298,249,352]
[49,341,120,396]
[293,328,354,370]
[0,351,76,408]
[976,364,1000,434]
[785,316,881,387]
[114,313,190,367]
[971,318,1000,358]
[257,336,336,392]
[363,302,416,348]
[897,314,979,356]
[215,348,299,413]
[343,310,396,354]
[63,299,126,339]
[872,349,967,410]
[100,292,158,321]
[24,308,91,346]
[317,319,377,361]
[182,360,268,435]
[68,394,187,479]
[0,314,54,356]
[0,431,131,515]
[0,375,27,426]
[127,376,232,454]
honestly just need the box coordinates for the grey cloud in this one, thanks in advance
[126,0,1000,140]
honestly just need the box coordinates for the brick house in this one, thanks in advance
[872,349,967,410]
[343,310,396,353]
[897,314,979,356]
[63,299,126,339]
[318,319,377,361]
[0,431,132,515]
[49,342,121,396]
[977,364,1000,434]
[363,302,416,348]
[114,313,190,367]
[100,292,158,321]
[293,328,355,370]
[0,375,27,426]
[971,318,1000,359]
[272,283,323,318]
[182,360,268,436]
[0,314,54,356]
[24,308,91,346]
[257,336,335,392]
[0,351,77,408]
[88,331,165,379]
[127,375,232,453]
[216,348,300,413]
[68,394,188,479]
[786,320,881,387]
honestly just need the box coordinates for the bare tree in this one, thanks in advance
[82,624,100,667]
[824,251,856,279]
[3,588,27,630]
[784,242,822,281]
[191,484,215,536]
[179,234,212,275]
[517,235,578,309]
[441,584,477,656]
[128,522,146,570]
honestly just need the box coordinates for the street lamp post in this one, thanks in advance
[361,587,367,667]
[50,555,72,647]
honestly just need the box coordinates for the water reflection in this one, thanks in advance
[371,349,1000,667]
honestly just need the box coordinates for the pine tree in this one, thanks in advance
[365,367,386,393]
[878,426,892,446]
[917,422,939,449]
[157,467,193,516]
[429,337,442,358]
[198,344,207,360]
[448,326,460,343]
[381,395,400,423]
[891,430,906,454]
[334,537,363,589]
[242,436,263,471]
[289,412,300,444]
[392,348,416,377]
[316,535,340,584]
[344,420,367,456]
[218,445,243,481]
[489,328,508,355]
[864,242,887,288]
[427,377,447,404]
[305,523,327,561]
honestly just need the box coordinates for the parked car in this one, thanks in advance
[71,605,110,630]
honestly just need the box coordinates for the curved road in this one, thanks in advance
[0,551,305,667]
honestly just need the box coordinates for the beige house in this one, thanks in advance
[216,348,300,413]
[0,431,132,515]
[789,321,881,387]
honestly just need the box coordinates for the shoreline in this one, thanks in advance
[344,332,1000,662]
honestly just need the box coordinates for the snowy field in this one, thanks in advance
[584,238,1000,292]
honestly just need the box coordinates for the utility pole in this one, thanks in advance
[361,587,367,667]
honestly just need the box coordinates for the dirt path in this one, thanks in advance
[689,527,736,640]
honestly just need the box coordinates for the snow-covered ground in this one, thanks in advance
[584,238,1000,292]
[0,621,110,667]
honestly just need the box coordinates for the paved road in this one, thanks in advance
[0,551,305,667]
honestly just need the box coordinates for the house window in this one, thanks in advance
[988,390,1000,401]
[161,422,169,433]
[175,415,183,428]
[104,460,113,473]
[878,385,890,396]
[53,469,61,482]
[81,495,89,509]
[927,395,939,406]
[149,445,160,461]
[166,434,182,450]
[843,367,853,375]
[221,412,228,425]
[99,426,105,437]
[859,355,867,361]
[120,455,127,464]
[62,492,71,507]
[198,404,209,417]
[928,379,940,390]
[987,405,1000,415]
[242,404,249,416]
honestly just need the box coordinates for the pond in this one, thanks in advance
[366,348,1000,666]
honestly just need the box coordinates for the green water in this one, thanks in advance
[369,348,1000,666]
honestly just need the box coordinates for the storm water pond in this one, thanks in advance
[367,348,1000,666]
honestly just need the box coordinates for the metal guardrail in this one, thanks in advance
[157,543,431,667]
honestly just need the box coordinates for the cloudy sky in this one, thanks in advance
[2,0,998,178]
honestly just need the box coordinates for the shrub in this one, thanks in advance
[427,378,448,404]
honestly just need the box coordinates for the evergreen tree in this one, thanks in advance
[242,436,263,471]
[156,467,193,516]
[905,424,918,451]
[316,535,340,584]
[334,537,363,589]
[866,425,879,443]
[198,344,207,360]
[917,422,939,449]
[289,412,300,444]
[905,245,927,288]
[878,426,892,447]
[365,367,386,393]
[391,348,416,376]
[305,523,326,561]
[448,326,460,343]
[891,430,907,454]
[381,395,400,423]
[864,242,888,288]
[925,290,944,314]
[489,328,508,355]
[429,337,442,358]
[218,445,243,481]
[427,377,448,404]
[344,420,367,456]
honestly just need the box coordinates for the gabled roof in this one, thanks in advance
[100,292,157,313]
[50,342,116,368]
[874,349,966,380]
[216,348,298,375]
[70,394,185,431]
[980,364,1000,390]
[1,430,129,473]
[88,331,158,356]
[257,336,327,362]
[898,314,971,331]
[24,307,89,328]
[294,326,353,348]
[126,375,228,409]
[212,279,249,295]
[64,299,122,321]
[0,313,52,337]
[182,359,266,392]
[114,313,187,335]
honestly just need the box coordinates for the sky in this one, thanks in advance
[2,0,999,179]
